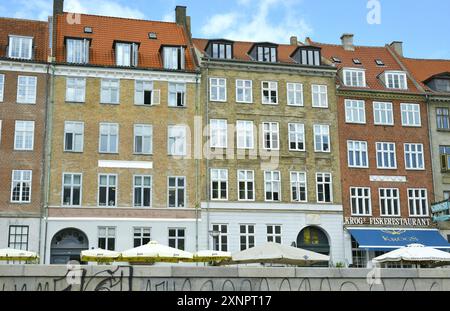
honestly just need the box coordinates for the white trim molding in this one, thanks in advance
[0,60,48,74]
[98,160,153,169]
[370,175,407,183]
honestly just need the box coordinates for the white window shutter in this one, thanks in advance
[152,89,160,106]
[84,39,90,63]
[132,43,139,67]
[180,47,186,70]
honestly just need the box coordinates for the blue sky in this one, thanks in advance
[1,0,449,59]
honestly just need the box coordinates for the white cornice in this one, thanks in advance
[54,65,199,83]
[201,202,343,213]
[0,60,48,74]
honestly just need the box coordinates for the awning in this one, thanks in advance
[348,228,450,250]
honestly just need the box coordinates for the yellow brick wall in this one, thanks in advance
[48,75,200,210]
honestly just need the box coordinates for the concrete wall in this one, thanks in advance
[0,265,449,291]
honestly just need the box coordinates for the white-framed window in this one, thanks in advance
[17,76,37,104]
[291,171,307,203]
[14,120,34,151]
[163,46,185,70]
[168,176,186,208]
[316,173,333,203]
[289,123,305,151]
[168,228,185,250]
[376,142,397,169]
[168,125,187,156]
[168,82,186,107]
[373,102,394,125]
[287,82,304,106]
[257,46,277,62]
[99,123,119,154]
[262,122,279,150]
[345,99,366,124]
[238,170,255,201]
[66,38,89,64]
[64,121,84,152]
[211,43,232,59]
[66,77,86,103]
[236,79,252,103]
[350,187,371,216]
[347,140,369,168]
[134,124,153,155]
[343,69,366,87]
[408,189,429,217]
[401,103,421,127]
[212,224,228,252]
[379,188,400,216]
[133,227,151,247]
[314,124,330,153]
[210,78,227,102]
[0,74,4,102]
[404,143,424,170]
[115,42,138,67]
[267,225,282,244]
[11,170,32,203]
[312,84,328,108]
[8,225,29,250]
[210,119,227,148]
[62,173,82,207]
[8,35,33,59]
[100,79,120,104]
[98,174,117,207]
[211,169,228,201]
[133,175,152,208]
[239,224,255,251]
[236,120,254,149]
[261,81,278,105]
[385,72,407,90]
[264,171,281,202]
[135,80,160,106]
[98,227,116,251]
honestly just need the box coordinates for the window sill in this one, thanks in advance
[262,103,279,106]
[348,166,370,169]
[437,129,450,132]
[10,202,31,205]
[374,123,395,127]
[236,101,253,104]
[64,150,84,154]
[16,102,36,105]
[100,102,120,105]
[98,152,120,155]
[168,106,188,109]
[312,106,329,109]
[287,104,305,108]
[65,101,85,104]
[13,149,34,152]
[133,153,153,156]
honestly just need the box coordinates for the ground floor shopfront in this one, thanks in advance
[0,217,41,254]
[345,226,450,268]
[199,202,347,266]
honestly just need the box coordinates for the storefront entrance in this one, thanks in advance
[50,228,89,264]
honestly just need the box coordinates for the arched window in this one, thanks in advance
[297,226,330,255]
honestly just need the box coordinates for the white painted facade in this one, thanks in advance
[0,218,41,253]
[43,217,199,264]
[198,202,347,265]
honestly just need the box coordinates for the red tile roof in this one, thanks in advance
[193,38,304,65]
[55,13,196,71]
[0,17,49,63]
[310,39,421,93]
[400,57,450,92]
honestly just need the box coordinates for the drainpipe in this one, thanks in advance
[42,63,55,264]
[194,72,200,253]
[425,94,438,203]
[205,64,211,250]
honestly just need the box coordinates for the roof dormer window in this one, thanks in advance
[375,59,385,66]
[66,38,90,64]
[257,46,277,62]
[343,68,366,87]
[383,71,408,90]
[212,42,232,59]
[8,35,33,60]
[425,74,450,93]
[291,46,321,66]
[115,42,139,67]
[353,58,362,65]
[163,46,185,70]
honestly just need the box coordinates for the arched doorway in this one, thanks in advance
[297,226,330,256]
[50,228,89,264]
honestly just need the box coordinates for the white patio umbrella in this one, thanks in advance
[0,248,39,262]
[226,242,330,266]
[120,241,193,263]
[189,250,232,263]
[80,248,121,263]
[373,244,450,266]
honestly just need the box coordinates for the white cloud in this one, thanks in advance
[162,11,174,22]
[11,0,145,21]
[200,0,312,43]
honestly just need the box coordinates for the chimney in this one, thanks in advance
[341,33,354,51]
[175,6,191,36]
[390,41,403,56]
[53,0,64,15]
[290,36,298,46]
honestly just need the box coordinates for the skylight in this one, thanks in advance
[375,59,385,66]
